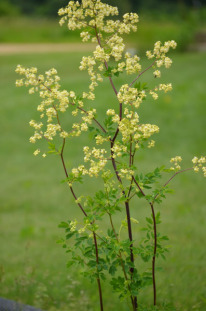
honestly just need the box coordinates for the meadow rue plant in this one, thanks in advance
[15,0,206,310]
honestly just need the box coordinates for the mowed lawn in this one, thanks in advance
[0,50,206,311]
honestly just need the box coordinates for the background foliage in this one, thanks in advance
[0,0,206,16]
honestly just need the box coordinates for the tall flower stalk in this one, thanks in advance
[16,1,206,310]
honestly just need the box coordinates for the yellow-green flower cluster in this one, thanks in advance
[15,65,69,150]
[59,0,139,75]
[170,156,182,171]
[148,140,155,148]
[119,168,134,180]
[153,70,161,78]
[106,34,125,61]
[79,55,104,100]
[58,0,138,37]
[33,149,46,158]
[150,83,172,100]
[71,146,108,178]
[111,142,127,158]
[71,108,96,137]
[146,40,177,67]
[84,146,107,177]
[70,219,78,232]
[159,83,172,92]
[106,109,116,116]
[95,135,108,145]
[146,40,177,80]
[117,84,146,108]
[58,1,87,30]
[58,0,141,104]
[192,156,206,176]
[118,113,139,143]
[15,65,70,114]
[16,65,100,156]
[138,124,159,139]
[124,52,141,75]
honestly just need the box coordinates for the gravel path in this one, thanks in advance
[0,43,95,54]
[0,297,43,311]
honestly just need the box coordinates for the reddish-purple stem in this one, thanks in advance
[129,61,156,87]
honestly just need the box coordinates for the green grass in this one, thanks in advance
[0,50,206,311]
[0,14,203,52]
[0,17,81,43]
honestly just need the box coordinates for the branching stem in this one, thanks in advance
[129,61,156,87]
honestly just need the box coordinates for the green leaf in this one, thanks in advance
[160,235,169,241]
[56,238,65,244]
[58,221,69,228]
[103,66,113,77]
[137,191,144,198]
[146,217,153,224]
[66,232,75,239]
[109,265,117,276]
[67,261,74,268]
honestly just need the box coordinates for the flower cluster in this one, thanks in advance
[71,108,97,137]
[146,40,177,80]
[95,135,108,145]
[118,113,139,143]
[124,52,141,75]
[15,65,100,156]
[107,34,125,61]
[80,55,105,100]
[58,1,87,30]
[15,65,68,155]
[138,124,159,139]
[117,84,146,108]
[119,168,134,180]
[146,40,177,65]
[111,142,127,158]
[59,0,140,86]
[71,146,108,179]
[150,83,173,100]
[15,65,70,115]
[70,220,78,232]
[170,156,182,171]
[192,156,206,176]
[148,140,155,148]
[58,0,138,37]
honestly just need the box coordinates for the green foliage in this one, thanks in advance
[0,0,20,16]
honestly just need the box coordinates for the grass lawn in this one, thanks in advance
[0,50,206,311]
[0,15,202,52]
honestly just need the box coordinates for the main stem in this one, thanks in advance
[125,201,138,311]
[109,214,134,306]
[132,176,157,306]
[93,232,104,311]
[150,202,157,306]
[111,143,138,310]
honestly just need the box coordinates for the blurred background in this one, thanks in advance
[0,0,205,50]
[0,1,206,311]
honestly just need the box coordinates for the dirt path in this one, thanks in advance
[0,42,205,55]
[0,43,95,54]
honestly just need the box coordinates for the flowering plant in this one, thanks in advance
[15,1,205,310]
